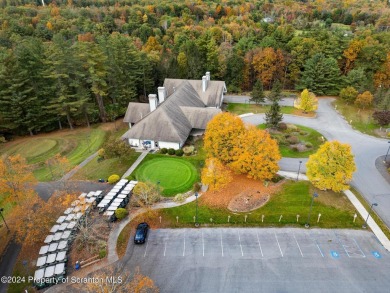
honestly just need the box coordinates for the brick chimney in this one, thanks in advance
[148,94,158,112]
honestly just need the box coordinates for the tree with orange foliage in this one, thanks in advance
[201,158,232,191]
[82,266,159,293]
[203,112,245,164]
[230,126,281,180]
[252,48,285,89]
[0,155,37,202]
[343,39,365,73]
[355,91,374,109]
[374,52,390,89]
[46,154,71,180]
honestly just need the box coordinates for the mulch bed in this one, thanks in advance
[200,174,284,211]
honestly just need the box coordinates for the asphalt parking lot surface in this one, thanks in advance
[122,228,390,293]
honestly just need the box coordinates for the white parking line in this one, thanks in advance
[164,242,167,257]
[334,231,350,257]
[202,231,205,257]
[144,240,149,257]
[238,231,244,256]
[293,234,303,257]
[275,233,283,257]
[183,232,186,257]
[314,239,324,258]
[353,238,366,257]
[256,232,263,257]
[221,231,224,257]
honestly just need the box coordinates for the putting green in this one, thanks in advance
[135,157,198,196]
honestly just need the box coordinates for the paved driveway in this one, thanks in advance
[241,98,390,227]
[122,228,390,293]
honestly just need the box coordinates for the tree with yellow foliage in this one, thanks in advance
[355,91,374,109]
[0,155,37,202]
[230,126,281,180]
[294,89,318,113]
[306,141,356,192]
[204,112,245,164]
[201,158,232,191]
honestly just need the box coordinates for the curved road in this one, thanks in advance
[241,98,390,227]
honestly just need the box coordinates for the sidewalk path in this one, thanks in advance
[121,150,148,179]
[60,152,98,181]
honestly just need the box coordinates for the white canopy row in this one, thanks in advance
[34,262,65,280]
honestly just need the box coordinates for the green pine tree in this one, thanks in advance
[268,79,282,102]
[251,80,265,104]
[265,101,283,128]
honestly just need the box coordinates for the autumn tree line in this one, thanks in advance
[1,0,390,136]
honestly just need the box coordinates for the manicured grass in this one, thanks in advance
[258,124,325,158]
[0,126,109,181]
[227,103,294,115]
[351,187,390,240]
[333,99,379,136]
[135,157,199,196]
[160,181,364,229]
[73,152,141,181]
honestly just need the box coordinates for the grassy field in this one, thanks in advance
[333,99,379,136]
[159,181,364,228]
[258,124,325,158]
[72,153,141,181]
[226,103,316,117]
[0,122,129,181]
[134,157,199,196]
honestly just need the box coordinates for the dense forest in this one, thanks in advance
[0,0,390,136]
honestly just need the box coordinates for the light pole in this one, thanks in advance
[195,192,199,227]
[0,208,10,232]
[384,141,390,163]
[362,203,378,229]
[305,192,318,228]
[297,160,302,181]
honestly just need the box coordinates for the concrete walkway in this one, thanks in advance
[60,152,98,181]
[278,171,390,251]
[121,151,148,179]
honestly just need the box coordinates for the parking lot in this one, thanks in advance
[123,228,390,293]
[129,228,387,260]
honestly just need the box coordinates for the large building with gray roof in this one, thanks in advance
[122,73,226,150]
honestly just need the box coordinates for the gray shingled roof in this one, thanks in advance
[123,103,150,124]
[123,81,209,143]
[180,107,222,129]
[163,79,226,107]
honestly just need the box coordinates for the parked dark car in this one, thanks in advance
[134,222,149,244]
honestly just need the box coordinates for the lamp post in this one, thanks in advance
[362,203,378,229]
[195,192,199,227]
[384,141,390,163]
[305,192,318,228]
[297,160,302,181]
[0,208,10,232]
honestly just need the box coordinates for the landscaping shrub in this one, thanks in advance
[115,208,128,220]
[99,248,107,259]
[287,136,299,144]
[271,175,283,183]
[276,136,288,146]
[173,193,186,203]
[0,136,6,143]
[278,122,287,131]
[168,148,175,155]
[108,174,120,184]
[175,149,184,156]
[193,182,202,192]
[305,142,313,148]
[98,148,105,159]
[290,131,300,136]
[183,145,195,156]
[286,124,298,132]
[291,146,299,152]
[160,148,168,154]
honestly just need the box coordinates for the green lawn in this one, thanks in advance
[227,103,295,115]
[0,126,109,181]
[258,124,325,158]
[161,181,364,229]
[134,156,199,196]
[73,152,141,181]
[333,99,380,136]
